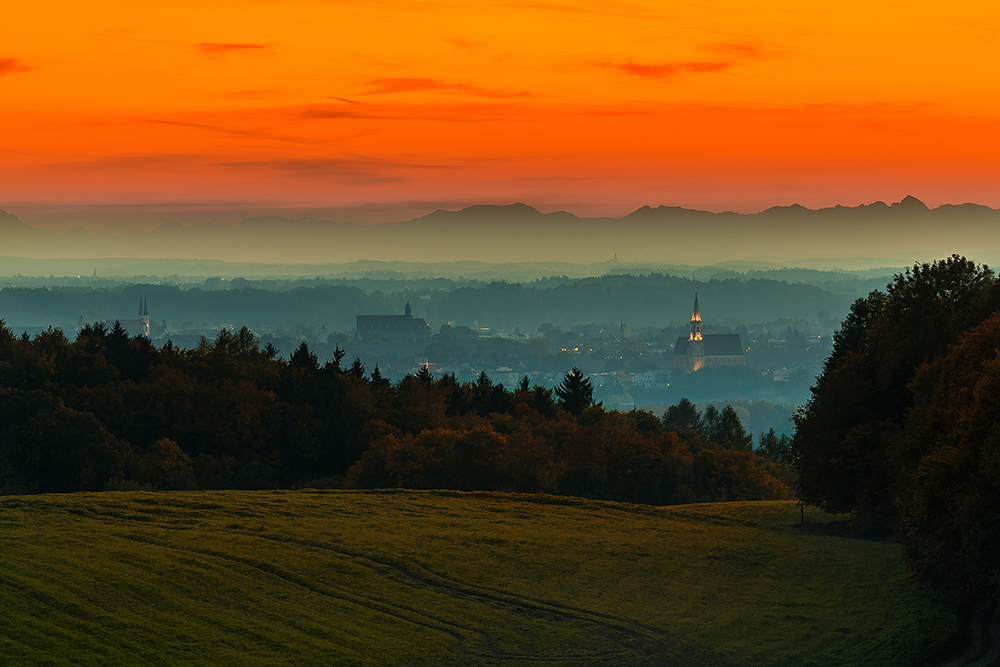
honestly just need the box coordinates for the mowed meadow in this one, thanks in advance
[0,490,955,667]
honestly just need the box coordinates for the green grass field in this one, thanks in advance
[0,490,956,666]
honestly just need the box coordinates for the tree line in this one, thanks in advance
[0,320,793,505]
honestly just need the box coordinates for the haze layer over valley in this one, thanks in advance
[3,196,998,268]
[2,196,992,418]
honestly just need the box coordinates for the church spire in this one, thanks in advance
[689,292,703,341]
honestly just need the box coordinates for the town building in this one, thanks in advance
[118,296,151,338]
[355,302,431,338]
[671,293,745,372]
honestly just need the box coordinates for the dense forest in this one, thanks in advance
[0,320,794,506]
[793,255,1000,604]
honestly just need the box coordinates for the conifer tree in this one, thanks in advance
[554,367,598,415]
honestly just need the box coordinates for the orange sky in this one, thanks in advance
[3,0,1000,227]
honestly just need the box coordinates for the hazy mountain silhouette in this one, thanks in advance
[1,197,998,266]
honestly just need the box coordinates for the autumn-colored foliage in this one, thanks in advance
[793,256,1000,603]
[0,319,793,506]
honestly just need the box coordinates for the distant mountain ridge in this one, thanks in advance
[1,197,998,266]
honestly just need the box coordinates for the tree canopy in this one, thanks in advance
[792,255,1000,602]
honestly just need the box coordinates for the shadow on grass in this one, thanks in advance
[794,518,896,542]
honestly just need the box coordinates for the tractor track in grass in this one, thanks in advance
[249,529,701,665]
[112,528,701,666]
[112,531,478,651]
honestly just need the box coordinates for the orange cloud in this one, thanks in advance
[361,78,533,99]
[704,42,768,59]
[510,2,662,20]
[221,156,461,179]
[294,102,493,123]
[196,43,270,56]
[144,117,319,145]
[601,61,731,79]
[0,58,35,75]
[224,89,291,100]
[293,105,385,120]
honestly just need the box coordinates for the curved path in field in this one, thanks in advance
[117,528,699,666]
[931,603,1000,667]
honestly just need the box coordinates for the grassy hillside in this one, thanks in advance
[0,491,956,666]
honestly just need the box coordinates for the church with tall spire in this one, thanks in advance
[113,294,154,338]
[138,295,150,336]
[671,293,745,372]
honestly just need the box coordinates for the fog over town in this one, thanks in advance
[5,197,961,435]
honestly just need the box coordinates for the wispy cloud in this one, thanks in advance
[702,41,785,60]
[0,58,36,75]
[446,38,479,49]
[224,89,291,100]
[361,77,533,99]
[599,60,730,79]
[219,157,462,185]
[296,101,512,123]
[508,1,665,21]
[196,43,271,56]
[55,153,215,173]
[144,118,319,145]
[711,42,762,58]
[294,106,380,120]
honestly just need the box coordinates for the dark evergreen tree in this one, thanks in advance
[554,367,597,416]
[699,405,722,443]
[714,406,752,451]
[290,342,318,370]
[370,363,390,387]
[530,385,557,419]
[325,345,347,373]
[758,428,792,463]
[415,364,433,385]
[441,373,468,415]
[232,326,259,358]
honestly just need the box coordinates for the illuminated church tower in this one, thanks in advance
[672,292,745,373]
[686,293,705,370]
[139,296,150,337]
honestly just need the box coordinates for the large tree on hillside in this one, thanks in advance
[898,313,1000,603]
[793,255,999,532]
